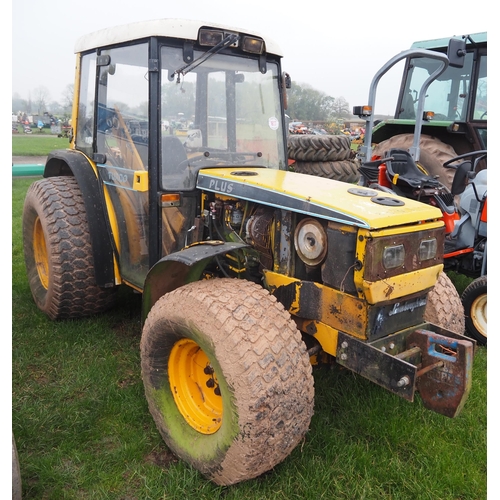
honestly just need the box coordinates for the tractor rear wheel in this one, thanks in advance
[461,276,487,346]
[424,272,465,334]
[140,278,314,485]
[22,177,117,319]
[372,134,458,190]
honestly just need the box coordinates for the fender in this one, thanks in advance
[44,149,116,288]
[141,241,249,324]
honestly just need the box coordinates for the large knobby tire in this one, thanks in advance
[461,276,487,346]
[140,278,314,485]
[288,134,352,162]
[372,134,458,190]
[293,159,361,183]
[424,272,465,334]
[22,177,118,320]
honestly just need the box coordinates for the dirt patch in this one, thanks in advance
[145,449,178,469]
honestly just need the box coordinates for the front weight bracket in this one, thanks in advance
[407,329,474,418]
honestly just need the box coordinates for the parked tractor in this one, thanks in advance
[368,32,486,191]
[22,19,475,486]
[355,35,487,346]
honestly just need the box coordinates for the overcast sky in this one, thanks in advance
[12,0,487,116]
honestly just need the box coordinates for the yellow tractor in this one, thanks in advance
[23,19,475,486]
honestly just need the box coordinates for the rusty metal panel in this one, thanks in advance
[267,274,430,340]
[322,223,358,294]
[336,331,417,401]
[336,326,474,418]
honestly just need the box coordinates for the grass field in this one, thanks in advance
[11,136,487,499]
[12,134,71,156]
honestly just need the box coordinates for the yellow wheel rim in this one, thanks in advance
[471,293,487,338]
[168,338,223,434]
[33,216,49,290]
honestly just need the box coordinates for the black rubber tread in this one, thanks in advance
[22,177,118,320]
[140,278,315,485]
[461,275,487,346]
[372,134,458,190]
[424,272,465,335]
[288,134,352,162]
[293,159,361,183]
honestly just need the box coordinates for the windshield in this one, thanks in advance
[472,54,487,120]
[160,45,285,190]
[399,52,475,121]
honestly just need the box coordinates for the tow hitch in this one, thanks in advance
[336,325,475,417]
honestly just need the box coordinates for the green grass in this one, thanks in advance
[12,175,487,499]
[12,134,71,156]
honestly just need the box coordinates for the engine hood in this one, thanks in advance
[197,167,443,230]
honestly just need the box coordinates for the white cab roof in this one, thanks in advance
[74,18,283,56]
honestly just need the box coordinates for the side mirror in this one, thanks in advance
[282,72,291,110]
[283,72,291,89]
[447,38,467,68]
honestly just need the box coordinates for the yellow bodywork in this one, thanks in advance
[354,222,444,303]
[198,167,443,230]
[361,264,443,304]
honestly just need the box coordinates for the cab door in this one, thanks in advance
[94,43,151,289]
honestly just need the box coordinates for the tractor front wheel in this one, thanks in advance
[140,278,315,485]
[461,276,487,346]
[424,272,465,335]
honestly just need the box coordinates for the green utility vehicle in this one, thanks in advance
[354,33,487,345]
[22,19,475,485]
[369,32,486,189]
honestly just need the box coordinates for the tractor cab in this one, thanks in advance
[68,20,289,289]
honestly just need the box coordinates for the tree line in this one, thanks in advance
[12,84,75,119]
[12,81,351,126]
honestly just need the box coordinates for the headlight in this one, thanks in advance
[419,238,437,261]
[294,218,327,266]
[383,244,405,269]
[241,36,264,54]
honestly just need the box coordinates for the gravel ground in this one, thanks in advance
[12,156,48,165]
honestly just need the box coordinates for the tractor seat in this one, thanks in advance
[162,135,188,174]
[385,149,441,190]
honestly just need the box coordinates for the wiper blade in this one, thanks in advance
[171,33,240,82]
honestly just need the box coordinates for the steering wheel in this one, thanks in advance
[443,150,487,170]
[444,150,487,196]
[176,154,215,170]
[179,150,264,170]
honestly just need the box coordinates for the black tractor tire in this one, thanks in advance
[461,276,487,346]
[288,134,352,162]
[140,278,314,486]
[22,177,118,320]
[372,133,458,190]
[424,272,465,335]
[293,159,361,183]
